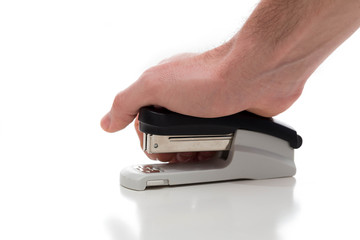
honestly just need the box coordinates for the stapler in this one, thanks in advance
[120,106,302,191]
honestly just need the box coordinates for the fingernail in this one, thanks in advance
[101,112,111,131]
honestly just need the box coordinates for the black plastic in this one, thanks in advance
[138,106,302,149]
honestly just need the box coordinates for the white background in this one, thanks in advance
[0,1,359,239]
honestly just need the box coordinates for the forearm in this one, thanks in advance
[211,0,360,115]
[236,0,360,68]
[242,0,360,64]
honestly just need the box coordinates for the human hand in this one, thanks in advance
[100,41,305,162]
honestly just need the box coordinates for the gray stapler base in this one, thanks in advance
[120,129,296,191]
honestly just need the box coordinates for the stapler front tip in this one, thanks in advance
[120,107,302,191]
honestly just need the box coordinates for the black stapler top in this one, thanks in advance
[138,106,302,149]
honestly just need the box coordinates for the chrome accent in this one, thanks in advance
[146,179,169,187]
[135,165,162,173]
[143,133,233,154]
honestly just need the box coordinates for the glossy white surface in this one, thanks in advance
[1,1,359,239]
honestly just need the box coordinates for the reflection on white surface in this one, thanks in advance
[108,178,298,240]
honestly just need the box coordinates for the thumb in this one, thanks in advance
[101,75,160,132]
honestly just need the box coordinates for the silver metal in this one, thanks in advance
[135,165,162,173]
[146,179,169,187]
[143,133,233,154]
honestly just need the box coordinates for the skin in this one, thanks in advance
[101,0,360,162]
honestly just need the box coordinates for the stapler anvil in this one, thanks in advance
[120,107,302,191]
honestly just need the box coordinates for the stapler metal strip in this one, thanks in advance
[120,107,303,191]
[143,133,233,153]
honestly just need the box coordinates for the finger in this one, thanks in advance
[101,76,159,133]
[197,151,217,161]
[175,152,197,162]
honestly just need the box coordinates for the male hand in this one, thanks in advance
[101,0,360,162]
[101,45,304,162]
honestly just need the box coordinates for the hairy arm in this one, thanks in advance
[245,0,360,60]
[221,0,360,116]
